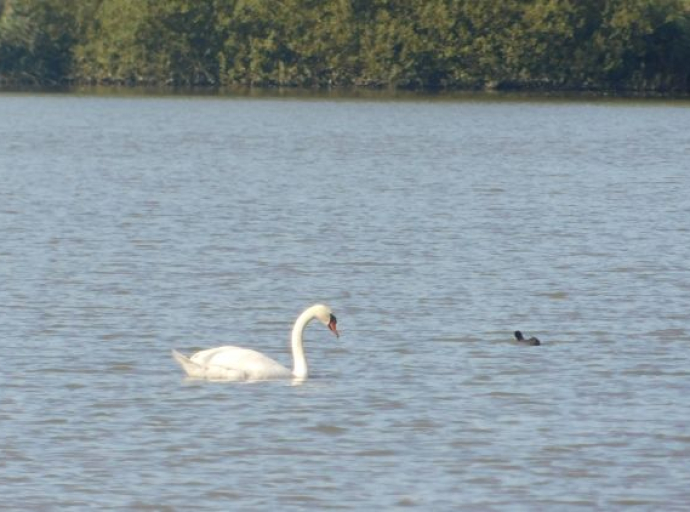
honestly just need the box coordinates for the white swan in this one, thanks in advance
[172,304,339,381]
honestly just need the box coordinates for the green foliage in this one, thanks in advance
[2,0,690,91]
[0,0,81,83]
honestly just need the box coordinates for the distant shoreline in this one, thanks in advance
[2,83,689,101]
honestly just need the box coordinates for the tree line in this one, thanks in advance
[2,0,690,92]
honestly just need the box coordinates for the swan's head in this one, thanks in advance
[313,304,339,338]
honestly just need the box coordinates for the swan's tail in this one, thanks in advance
[172,349,204,377]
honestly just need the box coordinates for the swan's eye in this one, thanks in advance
[330,314,337,324]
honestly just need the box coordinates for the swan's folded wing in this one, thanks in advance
[172,349,243,380]
[190,346,291,380]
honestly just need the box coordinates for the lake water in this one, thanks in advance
[1,91,690,510]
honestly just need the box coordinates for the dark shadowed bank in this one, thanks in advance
[2,0,690,93]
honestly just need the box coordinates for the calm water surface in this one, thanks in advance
[1,92,690,510]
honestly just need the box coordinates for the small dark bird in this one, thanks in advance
[514,330,541,346]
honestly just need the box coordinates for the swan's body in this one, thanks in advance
[172,304,339,381]
[514,330,541,346]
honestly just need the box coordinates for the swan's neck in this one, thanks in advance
[290,307,316,379]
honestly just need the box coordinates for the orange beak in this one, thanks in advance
[328,315,340,338]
